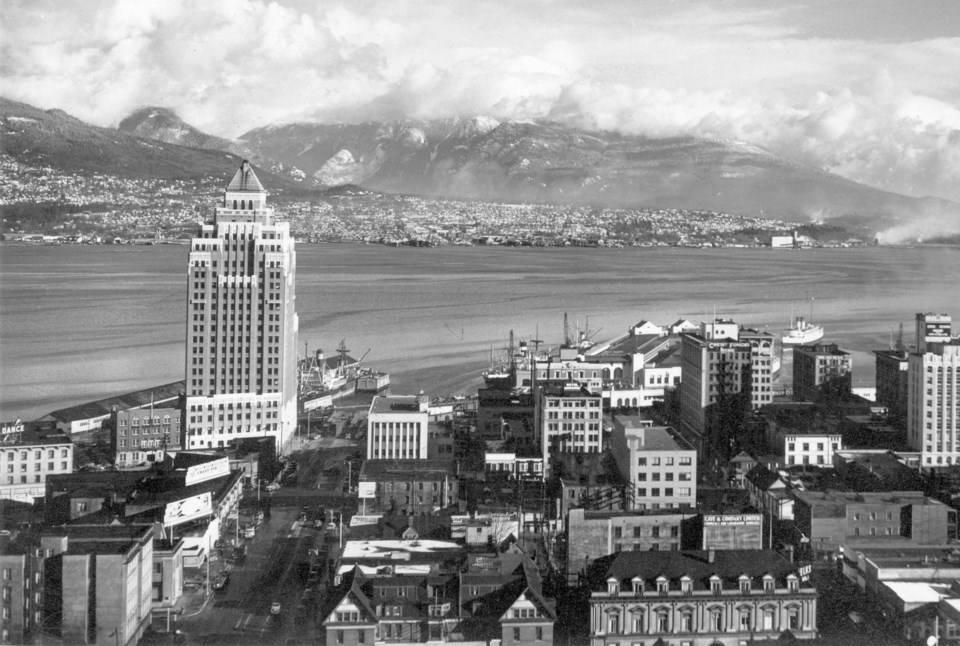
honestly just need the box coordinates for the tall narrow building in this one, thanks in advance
[908,341,960,466]
[678,320,774,460]
[184,161,298,452]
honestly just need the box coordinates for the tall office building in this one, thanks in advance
[678,320,774,459]
[792,343,852,403]
[908,341,960,466]
[184,161,298,451]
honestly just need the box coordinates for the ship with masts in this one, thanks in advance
[298,340,388,411]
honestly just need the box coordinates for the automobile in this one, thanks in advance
[270,601,282,615]
[212,572,230,591]
[232,545,247,563]
[265,482,281,491]
[313,519,324,528]
[243,525,255,539]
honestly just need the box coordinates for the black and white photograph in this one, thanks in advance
[1,1,959,645]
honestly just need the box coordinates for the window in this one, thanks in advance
[358,630,365,644]
[536,627,543,641]
[739,609,752,630]
[336,630,344,644]
[513,627,521,641]
[606,611,621,633]
[632,612,644,632]
[680,611,693,632]
[788,609,800,629]
[656,611,669,632]
[710,609,723,630]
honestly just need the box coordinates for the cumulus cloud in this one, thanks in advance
[2,0,959,201]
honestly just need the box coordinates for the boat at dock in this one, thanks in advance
[781,299,823,345]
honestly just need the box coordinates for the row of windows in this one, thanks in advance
[636,487,692,498]
[2,449,69,461]
[637,456,693,467]
[6,462,68,473]
[637,472,692,482]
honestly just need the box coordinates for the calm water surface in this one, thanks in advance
[1,243,958,420]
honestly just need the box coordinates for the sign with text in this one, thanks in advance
[163,492,213,527]
[358,482,376,499]
[184,457,230,486]
[1,421,24,435]
[703,514,762,526]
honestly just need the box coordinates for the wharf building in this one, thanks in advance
[792,343,852,404]
[0,421,73,504]
[608,416,696,511]
[183,161,298,452]
[586,549,818,645]
[908,339,960,466]
[678,320,775,460]
[366,394,430,460]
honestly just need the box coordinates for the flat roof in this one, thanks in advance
[370,396,425,415]
[360,459,455,481]
[341,539,463,561]
[883,581,948,603]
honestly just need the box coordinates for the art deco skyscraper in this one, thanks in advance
[184,161,298,451]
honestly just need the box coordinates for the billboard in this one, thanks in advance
[163,492,213,527]
[358,481,377,499]
[703,514,762,526]
[184,457,230,486]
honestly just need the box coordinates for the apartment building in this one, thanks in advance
[609,416,696,511]
[793,343,852,403]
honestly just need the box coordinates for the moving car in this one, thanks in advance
[212,572,230,591]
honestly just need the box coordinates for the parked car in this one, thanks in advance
[212,572,230,591]
[243,525,255,539]
[266,482,281,491]
[270,601,282,615]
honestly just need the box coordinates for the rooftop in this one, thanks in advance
[793,490,942,517]
[42,381,184,423]
[225,161,265,193]
[588,549,803,589]
[359,459,456,481]
[370,395,427,416]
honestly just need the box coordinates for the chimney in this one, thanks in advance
[708,549,716,564]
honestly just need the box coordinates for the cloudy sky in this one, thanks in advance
[3,0,960,201]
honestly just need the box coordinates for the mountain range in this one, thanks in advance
[3,97,959,237]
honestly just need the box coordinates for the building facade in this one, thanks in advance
[566,509,687,582]
[793,343,852,403]
[366,395,430,460]
[907,341,960,466]
[0,533,44,646]
[609,417,696,511]
[0,422,73,503]
[783,433,842,467]
[41,525,155,646]
[184,161,298,452]
[358,459,457,515]
[679,320,774,459]
[875,348,910,421]
[113,403,184,467]
[536,382,603,472]
[587,550,818,646]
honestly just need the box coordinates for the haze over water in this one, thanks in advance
[1,243,958,421]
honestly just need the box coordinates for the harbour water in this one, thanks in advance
[1,242,958,421]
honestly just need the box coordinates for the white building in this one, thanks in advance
[184,161,299,452]
[536,382,603,472]
[0,421,74,503]
[784,434,842,467]
[608,417,697,510]
[908,341,960,466]
[366,395,430,460]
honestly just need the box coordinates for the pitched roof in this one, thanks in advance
[226,160,265,192]
[587,550,801,591]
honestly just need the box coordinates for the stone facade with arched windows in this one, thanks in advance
[587,550,817,645]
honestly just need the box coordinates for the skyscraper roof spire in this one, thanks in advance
[226,160,265,192]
